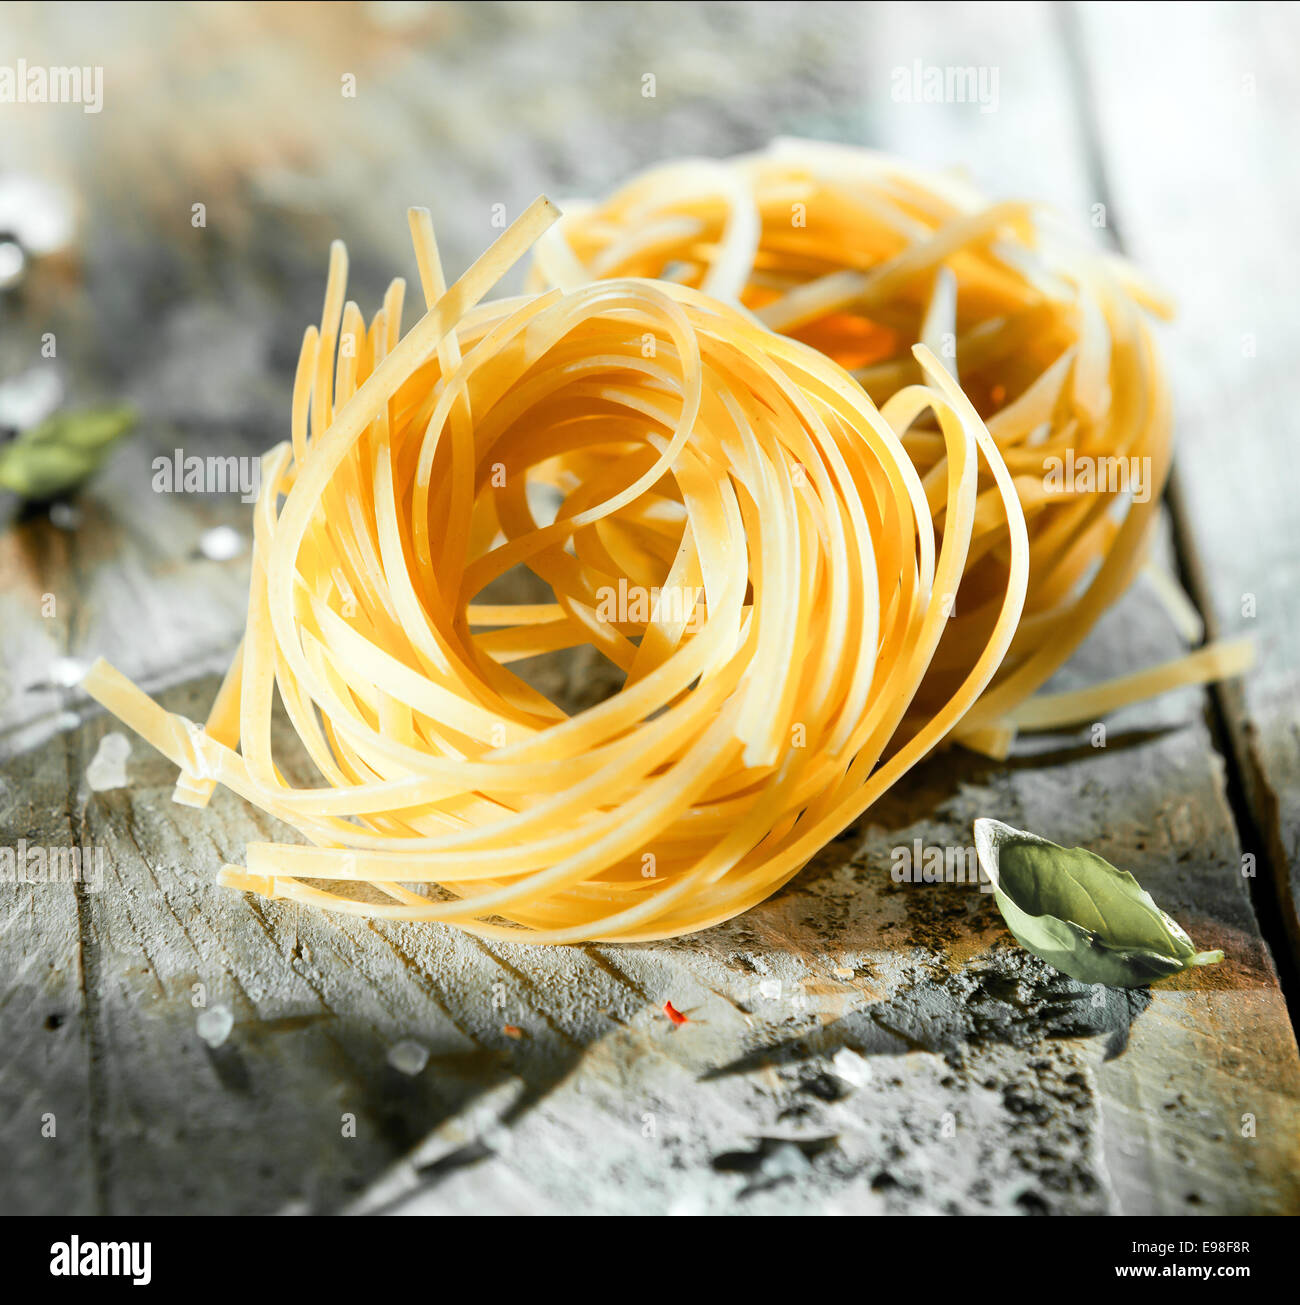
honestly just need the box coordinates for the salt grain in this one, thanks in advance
[86,731,131,791]
[0,174,75,255]
[0,365,62,430]
[198,525,245,561]
[831,1046,873,1089]
[48,655,88,688]
[387,1039,429,1076]
[196,1005,234,1048]
[668,1192,709,1216]
[49,502,82,531]
[760,1142,811,1180]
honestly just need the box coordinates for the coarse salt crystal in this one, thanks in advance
[49,655,88,688]
[48,502,82,531]
[760,1141,811,1180]
[198,525,245,561]
[86,731,131,791]
[831,1046,873,1089]
[387,1039,429,1076]
[196,1005,234,1048]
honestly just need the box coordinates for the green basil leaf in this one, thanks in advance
[0,405,135,500]
[973,818,1224,988]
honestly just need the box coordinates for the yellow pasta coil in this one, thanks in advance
[82,194,1033,942]
[527,141,1251,751]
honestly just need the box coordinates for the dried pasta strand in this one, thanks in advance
[530,142,1252,756]
[82,195,1032,943]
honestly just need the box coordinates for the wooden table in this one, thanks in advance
[2,1,1297,1215]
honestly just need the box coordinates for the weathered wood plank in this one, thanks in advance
[1071,0,1300,963]
[1,0,1296,1216]
[820,0,1300,1214]
[0,482,96,1213]
[0,709,96,1215]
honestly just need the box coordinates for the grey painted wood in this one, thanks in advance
[0,729,95,1215]
[1071,0,1300,964]
[0,0,1296,1215]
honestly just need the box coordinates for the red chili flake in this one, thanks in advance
[663,1001,688,1025]
[502,1024,523,1039]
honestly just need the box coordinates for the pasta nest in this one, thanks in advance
[86,196,1029,941]
[527,140,1176,744]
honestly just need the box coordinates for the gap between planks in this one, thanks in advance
[1055,0,1300,1037]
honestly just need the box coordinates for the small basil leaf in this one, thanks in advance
[0,404,135,500]
[973,818,1224,988]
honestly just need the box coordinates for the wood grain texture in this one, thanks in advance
[0,0,1296,1215]
[1071,0,1300,964]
